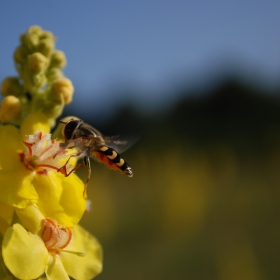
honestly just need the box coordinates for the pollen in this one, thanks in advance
[19,130,70,175]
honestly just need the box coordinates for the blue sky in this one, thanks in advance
[1,1,280,117]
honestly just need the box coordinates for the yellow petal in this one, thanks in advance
[0,168,38,208]
[33,171,86,227]
[60,225,103,280]
[0,217,10,238]
[2,223,49,279]
[16,204,44,234]
[45,256,70,280]
[0,125,22,171]
[0,201,14,236]
[0,252,12,280]
[20,112,50,139]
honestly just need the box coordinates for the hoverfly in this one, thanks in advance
[58,118,133,197]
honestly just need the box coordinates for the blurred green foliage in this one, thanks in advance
[75,77,280,280]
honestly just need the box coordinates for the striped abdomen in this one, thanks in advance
[94,146,133,177]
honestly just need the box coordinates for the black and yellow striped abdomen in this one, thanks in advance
[95,146,133,177]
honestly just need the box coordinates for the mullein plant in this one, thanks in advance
[0,26,102,279]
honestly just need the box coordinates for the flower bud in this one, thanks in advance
[20,26,43,47]
[50,78,74,104]
[20,28,41,51]
[40,30,55,41]
[27,25,42,36]
[1,77,22,97]
[37,38,54,57]
[46,68,63,82]
[27,52,48,75]
[50,50,66,69]
[0,96,21,123]
[14,46,28,65]
[24,33,39,50]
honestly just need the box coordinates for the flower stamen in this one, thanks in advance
[19,130,71,175]
[41,218,77,254]
[22,140,35,158]
[58,249,86,257]
[41,219,86,258]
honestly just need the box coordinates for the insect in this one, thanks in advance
[58,118,133,197]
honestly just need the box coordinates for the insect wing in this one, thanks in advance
[103,135,137,154]
[77,122,103,138]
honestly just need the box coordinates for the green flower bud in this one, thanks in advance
[40,30,55,41]
[37,39,55,57]
[0,96,21,123]
[46,68,63,82]
[20,26,42,46]
[23,68,47,93]
[32,75,47,91]
[50,78,74,104]
[1,77,22,97]
[27,52,48,75]
[20,33,27,45]
[27,25,42,36]
[50,50,66,69]
[3,26,75,126]
[24,33,39,51]
[42,100,64,121]
[14,46,28,65]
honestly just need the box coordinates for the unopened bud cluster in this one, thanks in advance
[0,26,74,126]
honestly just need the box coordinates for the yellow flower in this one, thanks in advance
[0,112,86,226]
[2,207,102,280]
[1,26,104,280]
[0,202,14,237]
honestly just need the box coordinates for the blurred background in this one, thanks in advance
[1,1,280,279]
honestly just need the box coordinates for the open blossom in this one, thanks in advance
[0,112,103,278]
[2,205,102,280]
[0,112,86,227]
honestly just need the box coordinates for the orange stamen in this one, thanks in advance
[22,140,35,158]
[41,218,73,253]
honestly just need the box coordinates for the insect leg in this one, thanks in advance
[53,143,76,159]
[57,151,85,177]
[82,156,91,199]
[57,153,91,199]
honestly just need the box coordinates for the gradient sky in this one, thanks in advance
[1,1,280,116]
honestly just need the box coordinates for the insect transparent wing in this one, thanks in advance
[104,135,138,154]
[59,138,90,157]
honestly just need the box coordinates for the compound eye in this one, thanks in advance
[62,120,80,140]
